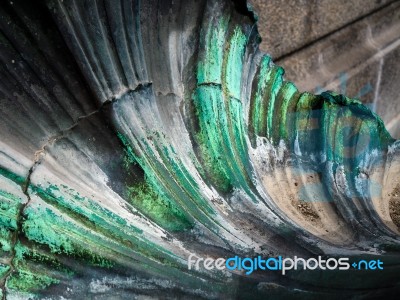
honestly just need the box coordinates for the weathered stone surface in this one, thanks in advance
[0,0,399,299]
[249,0,394,58]
[256,1,400,137]
[378,46,400,138]
[276,1,400,88]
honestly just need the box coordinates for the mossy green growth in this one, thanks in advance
[0,263,10,278]
[5,244,62,293]
[32,183,143,235]
[0,226,13,252]
[22,206,114,268]
[118,132,193,231]
[127,180,193,231]
[6,269,60,292]
[0,189,23,230]
[26,176,186,271]
[195,130,232,193]
[12,242,74,276]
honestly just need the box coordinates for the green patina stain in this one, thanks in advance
[158,143,215,216]
[7,269,60,292]
[275,81,299,141]
[0,167,26,186]
[0,5,397,297]
[265,66,284,140]
[197,16,229,84]
[193,86,233,192]
[250,56,270,137]
[0,227,13,252]
[127,181,192,231]
[224,26,247,99]
[195,130,232,192]
[118,132,194,231]
[13,243,74,275]
[0,263,10,277]
[223,27,253,185]
[117,124,222,232]
[22,205,114,268]
[292,92,321,154]
[250,64,286,140]
[319,92,393,166]
[18,196,187,281]
[194,24,259,201]
[0,175,26,256]
[227,97,249,171]
[0,190,22,230]
[34,183,143,234]
[28,183,182,266]
[196,13,245,193]
[4,242,75,294]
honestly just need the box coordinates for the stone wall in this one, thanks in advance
[250,0,400,138]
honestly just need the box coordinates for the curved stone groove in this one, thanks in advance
[0,0,399,298]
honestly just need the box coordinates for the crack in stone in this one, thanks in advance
[197,82,222,87]
[197,82,243,103]
[1,142,44,299]
[0,82,153,298]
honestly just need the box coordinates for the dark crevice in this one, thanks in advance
[231,0,257,23]
[0,0,98,115]
[197,82,222,88]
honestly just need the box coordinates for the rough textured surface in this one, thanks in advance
[250,0,400,138]
[0,0,399,299]
[249,0,395,58]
